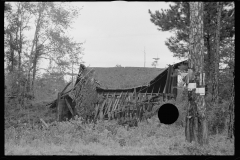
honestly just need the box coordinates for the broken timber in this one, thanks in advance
[47,61,185,124]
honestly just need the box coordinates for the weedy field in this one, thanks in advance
[4,87,234,155]
[5,112,234,155]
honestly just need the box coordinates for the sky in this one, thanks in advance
[67,1,185,68]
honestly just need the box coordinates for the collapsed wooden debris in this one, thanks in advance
[47,61,188,126]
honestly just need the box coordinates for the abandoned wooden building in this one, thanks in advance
[47,60,188,124]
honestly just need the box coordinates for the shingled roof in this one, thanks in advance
[90,67,167,90]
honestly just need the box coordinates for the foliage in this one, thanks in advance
[4,2,83,102]
[206,95,229,135]
[34,72,68,102]
[149,2,234,59]
[115,64,122,67]
[5,115,234,155]
[176,83,230,136]
[72,68,98,122]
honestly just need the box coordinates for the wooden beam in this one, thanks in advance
[150,86,155,99]
[113,92,122,111]
[102,92,109,114]
[157,83,161,95]
[172,74,178,99]
[40,118,49,129]
[57,92,61,121]
[105,92,115,116]
[144,87,148,101]
[61,82,72,95]
[94,104,100,121]
[164,65,173,94]
[167,65,174,93]
[109,92,116,112]
[64,98,74,116]
[99,99,107,120]
[117,91,128,119]
[110,95,118,119]
[104,98,110,116]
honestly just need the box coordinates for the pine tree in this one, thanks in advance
[185,2,208,145]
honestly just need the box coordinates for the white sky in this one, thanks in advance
[67,1,185,68]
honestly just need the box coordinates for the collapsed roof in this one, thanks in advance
[64,60,188,94]
[91,60,188,93]
[91,67,166,89]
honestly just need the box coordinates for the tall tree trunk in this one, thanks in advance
[31,35,40,99]
[185,2,208,145]
[17,3,22,93]
[31,55,37,98]
[228,79,234,139]
[31,3,46,98]
[205,6,213,96]
[205,33,212,95]
[22,4,43,104]
[228,36,234,139]
[9,33,14,73]
[212,2,222,107]
[72,63,74,88]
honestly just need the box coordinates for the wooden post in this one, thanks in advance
[106,92,116,120]
[99,99,107,120]
[137,93,143,121]
[144,87,148,101]
[57,92,61,121]
[65,98,74,116]
[102,92,109,115]
[157,83,161,96]
[118,92,128,120]
[94,104,100,121]
[164,65,173,95]
[115,92,123,110]
[135,88,138,120]
[40,118,49,129]
[150,86,154,98]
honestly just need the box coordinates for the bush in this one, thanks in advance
[207,98,229,135]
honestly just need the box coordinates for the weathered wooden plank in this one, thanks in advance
[104,98,110,116]
[114,92,123,111]
[64,98,74,116]
[57,93,61,121]
[150,86,155,99]
[110,98,118,119]
[157,83,161,95]
[129,92,134,102]
[172,74,178,99]
[163,65,172,94]
[120,91,128,110]
[167,65,174,93]
[116,92,127,120]
[74,67,94,87]
[144,88,148,101]
[109,92,116,112]
[102,92,109,115]
[61,82,72,95]
[40,118,49,129]
[105,92,115,118]
[99,99,107,120]
[114,98,121,119]
[113,92,122,111]
[94,104,99,120]
[113,97,120,113]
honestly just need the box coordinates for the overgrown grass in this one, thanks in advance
[4,86,234,155]
[5,115,234,155]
